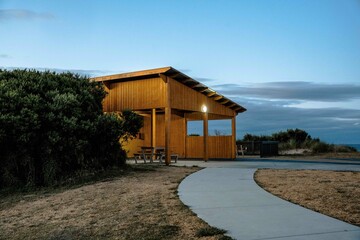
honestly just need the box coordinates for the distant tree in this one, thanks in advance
[214,129,225,136]
[240,129,357,153]
[188,133,200,136]
[271,129,311,148]
[242,133,271,141]
[242,129,312,146]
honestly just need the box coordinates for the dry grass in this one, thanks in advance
[0,165,231,240]
[255,169,360,226]
[279,151,360,160]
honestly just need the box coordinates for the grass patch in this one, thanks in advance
[255,169,360,227]
[196,226,228,237]
[0,164,158,210]
[0,165,231,239]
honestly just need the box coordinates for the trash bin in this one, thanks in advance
[260,141,278,157]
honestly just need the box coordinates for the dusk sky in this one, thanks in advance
[1,0,360,143]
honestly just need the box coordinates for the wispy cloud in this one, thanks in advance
[0,9,55,21]
[194,77,215,83]
[0,54,10,59]
[207,80,360,141]
[213,81,360,102]
[234,96,360,143]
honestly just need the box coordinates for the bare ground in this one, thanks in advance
[278,151,360,160]
[0,165,230,240]
[255,169,360,226]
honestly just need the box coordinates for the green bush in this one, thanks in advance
[311,141,334,153]
[334,145,357,153]
[240,129,357,154]
[0,69,142,188]
[195,227,227,237]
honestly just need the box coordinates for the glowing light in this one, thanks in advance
[201,105,207,113]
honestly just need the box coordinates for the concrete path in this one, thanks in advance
[177,160,360,240]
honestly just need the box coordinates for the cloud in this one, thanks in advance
[213,81,360,102]
[0,66,112,77]
[0,54,10,58]
[0,9,55,21]
[234,97,360,143]
[194,77,215,83]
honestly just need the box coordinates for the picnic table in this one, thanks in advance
[133,146,178,164]
[133,146,164,163]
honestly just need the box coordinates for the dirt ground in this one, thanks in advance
[255,169,360,226]
[279,151,360,160]
[0,166,230,240]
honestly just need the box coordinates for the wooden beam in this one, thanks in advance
[169,72,182,79]
[203,112,208,162]
[221,100,230,104]
[134,113,151,117]
[184,117,188,158]
[191,84,207,90]
[182,78,195,84]
[159,73,168,82]
[151,108,156,148]
[228,103,237,108]
[165,107,171,165]
[207,92,217,97]
[92,66,172,82]
[232,115,236,159]
[198,87,209,92]
[103,82,111,91]
[214,96,223,101]
[165,75,171,165]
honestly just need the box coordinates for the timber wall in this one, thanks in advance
[124,113,186,158]
[185,136,234,159]
[103,77,165,112]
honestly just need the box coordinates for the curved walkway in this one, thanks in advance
[177,160,360,240]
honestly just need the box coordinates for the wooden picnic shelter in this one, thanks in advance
[93,67,246,165]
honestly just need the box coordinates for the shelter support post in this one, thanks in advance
[203,112,208,161]
[164,74,171,165]
[232,115,236,159]
[184,117,188,158]
[151,108,156,148]
[165,107,171,165]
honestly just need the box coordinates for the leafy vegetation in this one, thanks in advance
[0,69,143,188]
[195,227,229,238]
[239,128,357,153]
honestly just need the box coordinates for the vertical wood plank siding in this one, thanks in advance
[186,136,233,159]
[124,113,186,157]
[186,136,204,158]
[208,136,233,159]
[104,77,166,112]
[170,78,234,116]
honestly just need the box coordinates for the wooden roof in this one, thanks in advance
[92,67,246,113]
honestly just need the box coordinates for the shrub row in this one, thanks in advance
[0,69,142,188]
[240,129,357,153]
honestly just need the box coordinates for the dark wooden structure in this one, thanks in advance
[93,67,246,165]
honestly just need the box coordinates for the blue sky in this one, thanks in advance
[1,0,360,143]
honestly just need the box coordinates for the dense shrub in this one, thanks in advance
[242,128,311,148]
[0,69,142,188]
[239,129,357,154]
[333,145,357,153]
[311,141,334,153]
